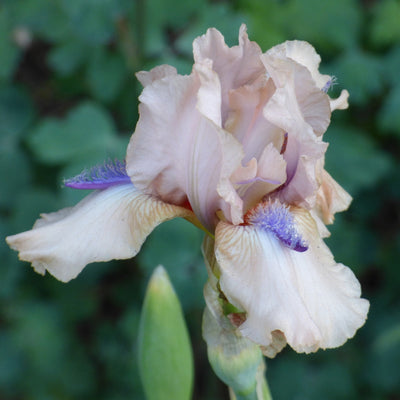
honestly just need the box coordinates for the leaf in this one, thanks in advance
[86,49,127,102]
[10,0,69,43]
[324,125,393,195]
[138,266,193,400]
[138,218,205,310]
[59,0,127,45]
[0,149,32,209]
[286,0,362,50]
[330,50,383,105]
[28,101,120,165]
[0,7,21,81]
[378,82,400,137]
[245,0,362,52]
[0,86,34,146]
[47,40,88,76]
[369,0,400,47]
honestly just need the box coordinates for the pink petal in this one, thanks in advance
[6,185,192,282]
[316,169,352,224]
[126,69,243,230]
[215,209,369,354]
[268,41,331,90]
[136,65,178,87]
[193,24,264,123]
[225,77,285,163]
[261,55,331,137]
[330,89,349,111]
[236,144,287,212]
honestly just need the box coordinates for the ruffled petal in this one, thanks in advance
[267,41,331,90]
[6,184,192,282]
[214,210,369,354]
[262,53,331,137]
[235,144,287,211]
[316,169,352,224]
[193,24,264,123]
[330,89,349,111]
[225,77,284,163]
[126,70,243,229]
[136,65,177,87]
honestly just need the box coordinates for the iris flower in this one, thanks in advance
[7,25,369,356]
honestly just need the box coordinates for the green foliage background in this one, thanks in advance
[1,0,399,398]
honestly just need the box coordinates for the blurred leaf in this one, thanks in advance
[59,0,127,45]
[0,86,34,147]
[245,0,361,52]
[0,332,24,397]
[28,101,120,164]
[86,49,127,102]
[9,188,60,232]
[0,149,31,209]
[325,125,393,195]
[144,0,205,54]
[369,0,400,47]
[138,218,206,310]
[47,40,88,76]
[287,0,362,51]
[7,301,96,398]
[325,213,377,275]
[331,50,383,105]
[0,8,21,81]
[269,358,357,400]
[382,45,400,86]
[236,0,288,50]
[365,319,400,393]
[10,0,69,43]
[378,82,400,136]
[138,266,194,400]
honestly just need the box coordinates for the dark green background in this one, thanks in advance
[1,0,399,399]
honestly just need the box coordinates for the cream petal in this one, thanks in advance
[6,184,192,282]
[237,144,287,211]
[277,128,328,209]
[195,59,222,127]
[193,24,264,123]
[225,77,285,163]
[126,71,243,229]
[330,89,349,111]
[214,213,369,354]
[268,41,331,90]
[316,169,352,224]
[262,59,331,137]
[136,65,178,87]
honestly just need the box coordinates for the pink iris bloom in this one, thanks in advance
[6,25,368,356]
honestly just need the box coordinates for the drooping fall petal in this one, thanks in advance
[6,185,192,282]
[214,209,369,354]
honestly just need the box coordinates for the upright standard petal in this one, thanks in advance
[214,208,369,354]
[6,184,192,282]
[193,24,265,123]
[126,66,243,230]
[225,77,284,163]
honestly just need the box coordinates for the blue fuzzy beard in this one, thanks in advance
[64,159,132,190]
[246,200,308,252]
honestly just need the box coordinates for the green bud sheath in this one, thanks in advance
[138,266,194,400]
[203,307,268,400]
